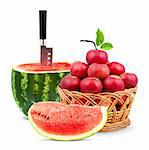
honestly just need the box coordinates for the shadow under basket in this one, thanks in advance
[57,86,137,132]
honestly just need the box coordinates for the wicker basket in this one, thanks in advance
[57,86,137,132]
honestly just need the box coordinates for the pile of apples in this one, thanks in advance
[60,49,138,93]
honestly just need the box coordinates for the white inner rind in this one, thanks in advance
[12,65,70,74]
[28,105,108,141]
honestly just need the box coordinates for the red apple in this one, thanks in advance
[103,75,125,92]
[121,73,138,88]
[60,74,80,91]
[86,50,108,64]
[80,77,103,93]
[71,61,88,78]
[88,63,110,80]
[108,62,125,75]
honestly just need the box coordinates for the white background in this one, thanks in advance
[0,0,148,149]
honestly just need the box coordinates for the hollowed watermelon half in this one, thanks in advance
[28,102,108,141]
[12,62,70,116]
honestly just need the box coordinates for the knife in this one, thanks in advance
[39,10,53,66]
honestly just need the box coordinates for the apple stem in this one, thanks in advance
[80,40,97,50]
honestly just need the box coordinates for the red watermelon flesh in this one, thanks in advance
[17,62,70,72]
[28,102,108,141]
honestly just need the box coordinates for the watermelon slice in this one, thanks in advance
[12,62,70,116]
[28,102,108,141]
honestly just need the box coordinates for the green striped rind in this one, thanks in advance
[12,69,69,116]
[28,104,108,141]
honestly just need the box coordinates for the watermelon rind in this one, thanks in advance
[12,65,70,116]
[28,103,108,141]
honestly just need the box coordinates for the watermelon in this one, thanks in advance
[28,102,108,141]
[12,62,70,116]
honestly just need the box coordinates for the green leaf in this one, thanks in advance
[96,28,104,46]
[101,42,113,50]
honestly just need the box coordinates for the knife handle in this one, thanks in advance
[39,10,47,40]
